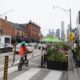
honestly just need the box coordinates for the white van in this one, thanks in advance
[0,35,11,44]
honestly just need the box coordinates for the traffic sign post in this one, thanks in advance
[69,32,75,42]
[3,56,9,80]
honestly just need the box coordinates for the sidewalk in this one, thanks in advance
[68,50,80,80]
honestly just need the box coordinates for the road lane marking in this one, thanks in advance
[0,66,17,78]
[0,63,12,69]
[43,70,62,80]
[12,68,41,80]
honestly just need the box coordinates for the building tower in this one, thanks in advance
[61,21,65,40]
[56,29,60,38]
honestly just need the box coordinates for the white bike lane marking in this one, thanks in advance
[0,66,18,78]
[43,70,62,80]
[12,68,41,80]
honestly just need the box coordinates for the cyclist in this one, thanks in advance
[19,42,28,63]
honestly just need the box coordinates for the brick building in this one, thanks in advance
[0,18,15,36]
[25,21,41,42]
[0,17,27,37]
[0,17,41,42]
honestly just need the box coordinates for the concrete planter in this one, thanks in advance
[44,54,48,62]
[47,61,68,71]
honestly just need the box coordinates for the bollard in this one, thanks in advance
[13,53,15,63]
[41,53,44,68]
[3,56,9,80]
[40,47,44,68]
[13,43,16,63]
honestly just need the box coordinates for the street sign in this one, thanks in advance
[69,32,75,42]
[3,56,9,80]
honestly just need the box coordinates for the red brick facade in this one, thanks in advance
[0,18,27,37]
[0,19,15,36]
[26,21,41,42]
[0,18,41,42]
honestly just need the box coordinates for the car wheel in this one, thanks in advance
[25,60,28,67]
[9,48,13,52]
[0,50,3,53]
[18,63,22,71]
[7,47,13,52]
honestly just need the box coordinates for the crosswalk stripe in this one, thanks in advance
[43,70,62,80]
[12,68,41,80]
[0,63,12,69]
[0,55,18,69]
[0,66,17,78]
[0,63,62,80]
[0,61,18,70]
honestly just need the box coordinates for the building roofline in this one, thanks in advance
[28,20,40,28]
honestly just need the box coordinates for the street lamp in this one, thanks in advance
[0,9,13,18]
[53,6,72,31]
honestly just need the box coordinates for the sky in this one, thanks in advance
[0,0,80,36]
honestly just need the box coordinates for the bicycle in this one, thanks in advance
[18,56,28,71]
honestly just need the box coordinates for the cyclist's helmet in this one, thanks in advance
[21,41,25,46]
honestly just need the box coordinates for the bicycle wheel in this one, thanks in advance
[18,63,22,71]
[25,60,28,67]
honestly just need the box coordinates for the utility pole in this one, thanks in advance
[69,9,72,31]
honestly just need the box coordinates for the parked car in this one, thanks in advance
[29,42,37,49]
[15,43,34,54]
[0,43,13,53]
[37,43,47,50]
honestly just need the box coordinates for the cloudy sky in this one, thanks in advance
[0,0,80,35]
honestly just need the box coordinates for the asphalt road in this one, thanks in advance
[0,49,63,80]
[0,49,41,71]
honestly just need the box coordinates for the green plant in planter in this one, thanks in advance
[47,52,68,62]
[75,46,80,60]
[45,47,58,57]
[55,43,60,51]
[61,43,69,51]
[75,45,79,54]
[45,43,68,62]
[45,48,52,56]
